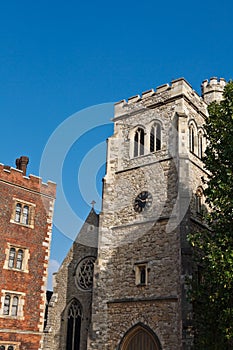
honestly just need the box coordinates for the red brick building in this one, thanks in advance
[0,156,56,350]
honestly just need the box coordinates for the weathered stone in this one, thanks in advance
[44,77,225,350]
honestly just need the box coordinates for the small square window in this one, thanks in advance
[134,263,149,286]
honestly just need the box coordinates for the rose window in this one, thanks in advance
[76,257,95,291]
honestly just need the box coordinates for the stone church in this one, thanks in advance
[43,77,226,350]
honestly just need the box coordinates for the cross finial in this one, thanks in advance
[91,200,96,209]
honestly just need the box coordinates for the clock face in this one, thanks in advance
[134,191,153,213]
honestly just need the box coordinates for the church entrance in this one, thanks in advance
[120,323,161,350]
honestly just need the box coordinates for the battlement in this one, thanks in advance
[114,78,201,118]
[201,77,226,104]
[201,77,226,90]
[0,163,56,198]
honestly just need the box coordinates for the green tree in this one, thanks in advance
[188,81,233,349]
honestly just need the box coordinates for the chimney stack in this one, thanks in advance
[16,156,29,176]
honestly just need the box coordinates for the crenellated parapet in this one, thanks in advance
[201,77,226,104]
[114,78,206,119]
[0,163,56,198]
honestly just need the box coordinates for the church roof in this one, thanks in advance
[74,208,99,248]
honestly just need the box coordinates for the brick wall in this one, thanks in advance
[0,163,56,350]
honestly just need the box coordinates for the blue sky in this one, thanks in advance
[1,0,233,289]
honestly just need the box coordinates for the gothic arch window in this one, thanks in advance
[198,129,204,159]
[66,299,82,350]
[195,187,204,215]
[189,120,199,155]
[150,123,161,152]
[189,124,195,153]
[120,323,162,350]
[134,127,145,157]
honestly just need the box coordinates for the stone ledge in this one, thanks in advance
[107,295,178,304]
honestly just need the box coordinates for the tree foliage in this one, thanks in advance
[188,81,233,349]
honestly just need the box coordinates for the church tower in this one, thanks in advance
[87,78,225,350]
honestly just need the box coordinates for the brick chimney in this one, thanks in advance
[16,156,29,176]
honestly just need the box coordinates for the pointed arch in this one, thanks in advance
[66,299,82,350]
[188,120,197,154]
[197,128,205,159]
[150,122,162,152]
[119,323,162,350]
[134,127,145,157]
[195,186,204,215]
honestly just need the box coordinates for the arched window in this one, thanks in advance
[3,295,10,315]
[12,201,34,226]
[120,323,162,350]
[7,247,25,270]
[134,128,145,157]
[8,248,16,268]
[150,123,161,152]
[189,125,195,153]
[22,206,29,225]
[198,130,204,159]
[11,297,18,316]
[66,300,82,350]
[15,203,22,223]
[16,249,24,270]
[3,294,19,316]
[196,187,204,215]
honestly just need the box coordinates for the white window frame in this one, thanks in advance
[0,343,20,350]
[3,244,29,273]
[10,198,35,228]
[0,290,25,320]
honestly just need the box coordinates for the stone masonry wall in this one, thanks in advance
[44,209,98,350]
[88,78,211,350]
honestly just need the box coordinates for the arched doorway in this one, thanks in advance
[120,323,162,350]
